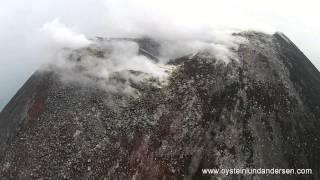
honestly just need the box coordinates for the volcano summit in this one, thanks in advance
[0,32,320,180]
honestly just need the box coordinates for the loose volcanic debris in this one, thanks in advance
[0,32,320,180]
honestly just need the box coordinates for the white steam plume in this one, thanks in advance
[5,0,319,109]
[40,19,93,49]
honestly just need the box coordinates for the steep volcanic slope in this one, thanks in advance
[0,32,320,180]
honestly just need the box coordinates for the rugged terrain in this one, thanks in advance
[0,32,320,180]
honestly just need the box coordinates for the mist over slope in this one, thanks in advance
[0,1,320,179]
[1,0,320,111]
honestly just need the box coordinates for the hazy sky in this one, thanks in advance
[0,0,319,110]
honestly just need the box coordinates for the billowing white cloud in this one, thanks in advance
[33,21,169,94]
[40,19,92,49]
[0,0,319,110]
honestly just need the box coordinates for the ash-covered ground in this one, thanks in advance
[0,32,320,180]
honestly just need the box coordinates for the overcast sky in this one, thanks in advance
[0,0,319,110]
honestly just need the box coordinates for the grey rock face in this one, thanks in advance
[0,32,320,180]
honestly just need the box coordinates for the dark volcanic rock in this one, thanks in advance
[0,32,320,180]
